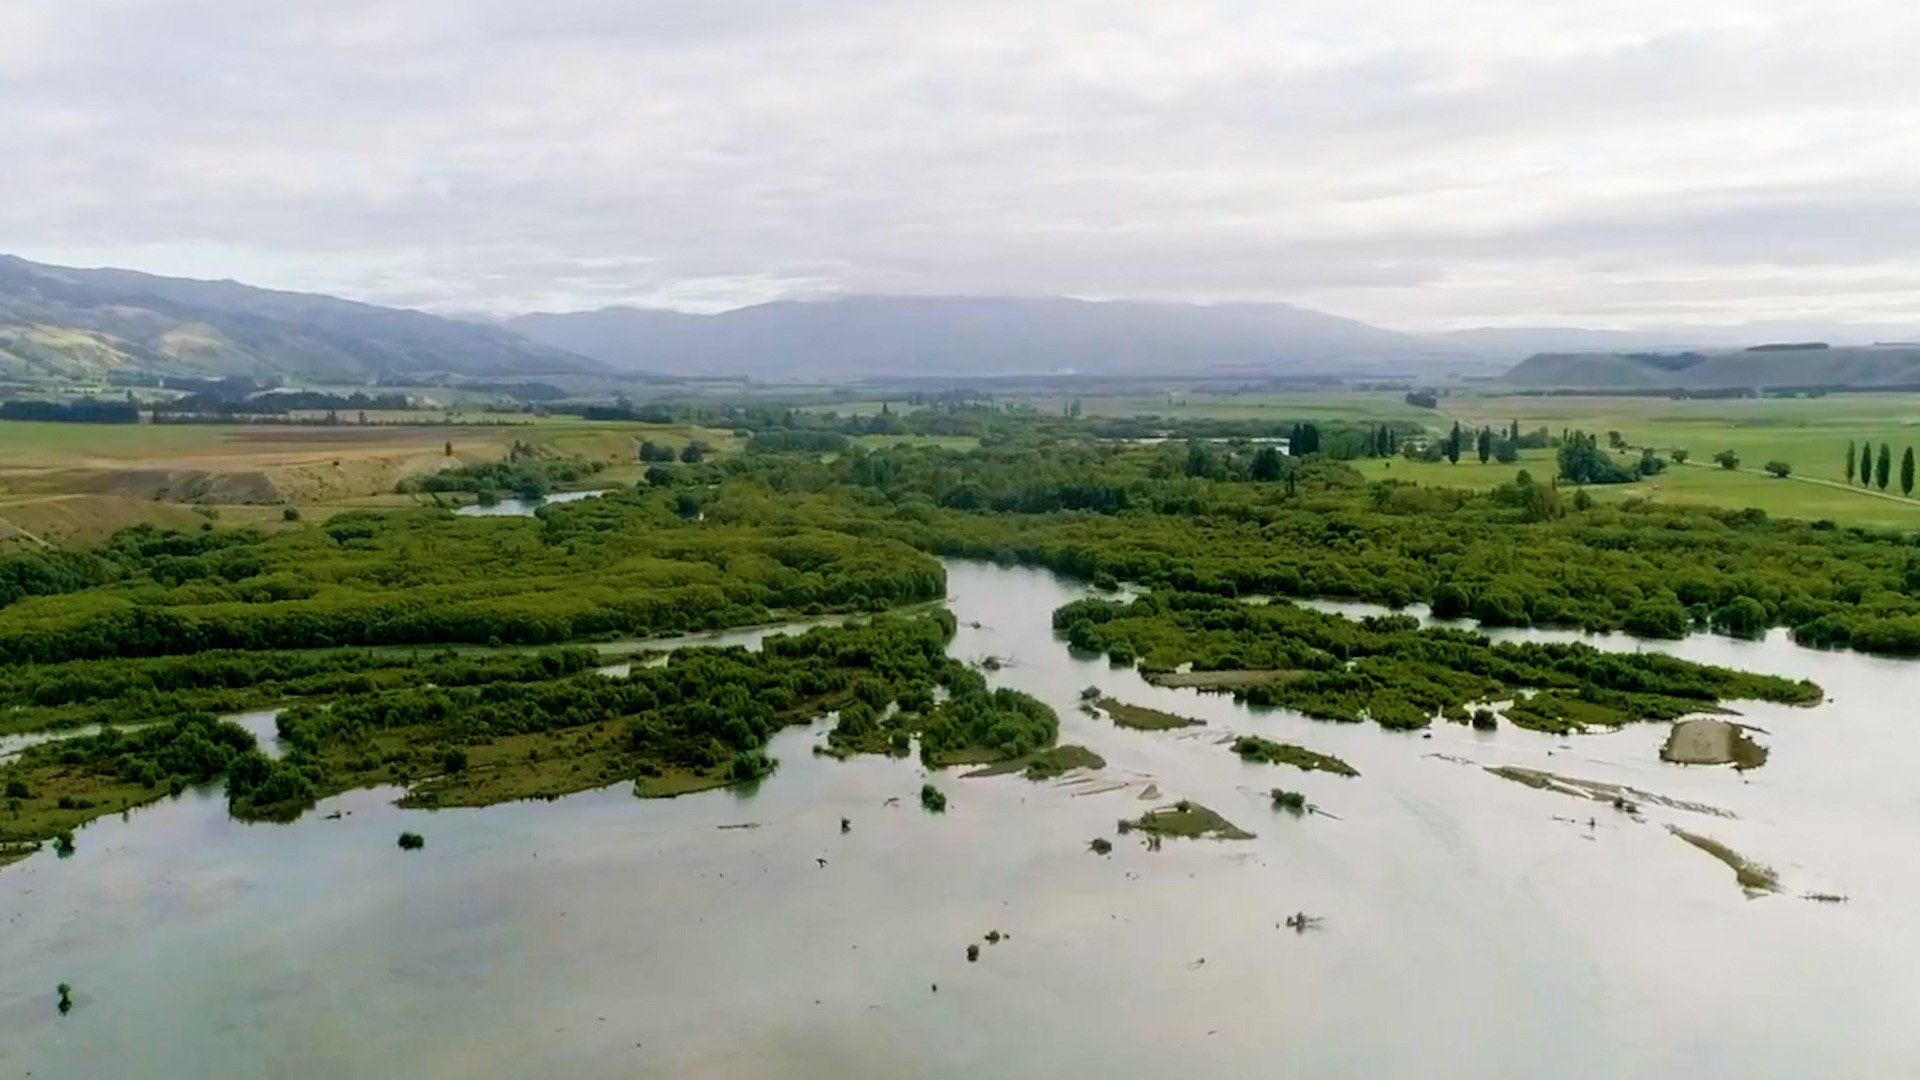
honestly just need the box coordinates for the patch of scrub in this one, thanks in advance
[1120,800,1254,841]
[1231,735,1359,777]
[1668,826,1780,894]
[963,745,1105,780]
[1143,669,1300,691]
[1661,718,1769,770]
[1093,697,1205,731]
[1483,765,1734,819]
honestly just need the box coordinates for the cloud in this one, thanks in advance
[1,0,1915,328]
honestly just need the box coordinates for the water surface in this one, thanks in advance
[2,561,1915,1077]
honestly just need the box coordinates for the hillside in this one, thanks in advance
[506,295,1460,378]
[0,255,600,383]
[1501,343,1920,391]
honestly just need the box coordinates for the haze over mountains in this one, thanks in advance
[3,253,1915,388]
[0,255,597,383]
[503,296,1461,379]
[1504,343,1920,391]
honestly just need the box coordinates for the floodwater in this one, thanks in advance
[452,489,611,517]
[2,561,1918,1077]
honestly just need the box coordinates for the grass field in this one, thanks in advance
[0,415,738,545]
[1348,391,1920,528]
[1437,393,1920,486]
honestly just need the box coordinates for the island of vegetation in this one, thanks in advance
[1119,800,1254,841]
[1230,735,1359,777]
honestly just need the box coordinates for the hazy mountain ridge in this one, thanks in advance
[0,255,601,383]
[1503,343,1920,391]
[505,295,1468,378]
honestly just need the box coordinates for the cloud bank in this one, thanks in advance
[2,0,1915,328]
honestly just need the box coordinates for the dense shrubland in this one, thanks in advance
[8,405,1920,855]
[1052,592,1817,733]
[0,610,1057,845]
[0,496,945,664]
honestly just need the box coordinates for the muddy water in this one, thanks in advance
[1,561,1917,1077]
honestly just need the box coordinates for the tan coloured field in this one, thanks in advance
[0,417,731,545]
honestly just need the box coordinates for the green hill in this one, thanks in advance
[1502,343,1920,392]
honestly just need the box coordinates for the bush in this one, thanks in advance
[4,779,29,799]
[397,831,425,850]
[1715,450,1740,470]
[441,747,469,773]
[282,506,301,521]
[1764,460,1792,478]
[919,783,947,813]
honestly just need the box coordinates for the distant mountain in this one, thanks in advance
[506,296,1462,379]
[1432,327,1736,357]
[0,255,601,383]
[1503,343,1920,391]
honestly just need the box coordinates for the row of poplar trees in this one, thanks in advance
[1846,440,1916,496]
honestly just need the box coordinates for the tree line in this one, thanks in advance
[1846,440,1917,497]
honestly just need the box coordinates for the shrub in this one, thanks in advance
[1764,460,1792,478]
[397,831,425,850]
[919,783,947,813]
[1714,450,1740,470]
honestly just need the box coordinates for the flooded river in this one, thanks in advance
[2,561,1916,1077]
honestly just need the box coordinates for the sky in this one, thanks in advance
[2,0,1917,329]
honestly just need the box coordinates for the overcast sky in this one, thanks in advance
[2,0,1916,329]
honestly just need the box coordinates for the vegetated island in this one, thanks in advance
[1660,718,1769,770]
[1120,800,1254,841]
[1091,696,1206,731]
[1230,734,1359,777]
[1055,592,1819,734]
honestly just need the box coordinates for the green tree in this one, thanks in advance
[1476,427,1492,464]
[1249,446,1285,482]
[1860,442,1873,486]
[1877,443,1893,490]
[1903,447,1915,497]
[1764,460,1791,478]
[1846,441,1856,483]
[1714,450,1740,470]
[1446,423,1462,464]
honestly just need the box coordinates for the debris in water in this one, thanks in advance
[966,944,981,962]
[1089,837,1113,855]
[840,816,851,834]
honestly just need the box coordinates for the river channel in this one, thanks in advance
[1,560,1915,1077]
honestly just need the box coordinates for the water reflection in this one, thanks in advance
[0,560,1913,1078]
[453,489,612,517]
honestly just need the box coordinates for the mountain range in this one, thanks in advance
[4,253,1916,388]
[502,295,1461,379]
[1503,343,1920,391]
[0,255,597,383]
